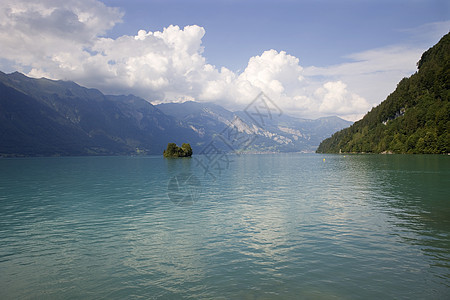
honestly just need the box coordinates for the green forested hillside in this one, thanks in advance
[317,32,450,154]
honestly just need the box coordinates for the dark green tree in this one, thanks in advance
[163,143,193,157]
[181,143,193,157]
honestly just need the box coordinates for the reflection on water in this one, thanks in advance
[0,154,449,299]
[342,155,450,277]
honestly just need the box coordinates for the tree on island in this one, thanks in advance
[163,143,193,157]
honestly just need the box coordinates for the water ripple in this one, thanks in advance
[0,155,449,299]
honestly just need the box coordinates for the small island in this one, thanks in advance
[163,143,193,158]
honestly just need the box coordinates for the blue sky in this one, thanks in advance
[0,0,448,120]
[105,0,449,69]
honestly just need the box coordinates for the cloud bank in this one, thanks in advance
[1,0,446,121]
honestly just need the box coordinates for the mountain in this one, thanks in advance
[0,71,197,156]
[0,71,352,157]
[157,101,352,153]
[317,32,450,154]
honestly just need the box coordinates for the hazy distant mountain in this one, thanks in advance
[157,101,352,153]
[0,71,352,156]
[0,71,196,156]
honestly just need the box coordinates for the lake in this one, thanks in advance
[0,154,449,299]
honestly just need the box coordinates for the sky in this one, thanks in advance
[0,0,448,121]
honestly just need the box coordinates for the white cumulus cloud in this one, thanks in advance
[2,0,442,121]
[0,0,122,71]
[304,46,423,110]
[226,50,370,120]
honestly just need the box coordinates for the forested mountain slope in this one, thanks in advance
[317,32,450,154]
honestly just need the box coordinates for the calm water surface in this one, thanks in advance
[0,154,449,299]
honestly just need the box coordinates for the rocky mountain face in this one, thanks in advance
[157,101,352,153]
[0,71,352,156]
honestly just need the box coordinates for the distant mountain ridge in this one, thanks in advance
[0,71,352,156]
[0,71,196,156]
[156,101,352,153]
[317,32,450,154]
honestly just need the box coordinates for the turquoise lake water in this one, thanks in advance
[0,154,449,299]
